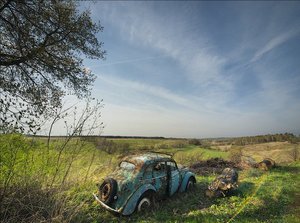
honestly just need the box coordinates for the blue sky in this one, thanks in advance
[75,1,300,138]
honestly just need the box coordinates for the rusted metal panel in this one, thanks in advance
[93,193,123,214]
[122,184,156,215]
[169,169,180,195]
[179,171,196,192]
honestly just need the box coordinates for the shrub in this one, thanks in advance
[119,143,130,154]
[229,147,242,164]
[95,138,117,154]
[290,147,299,161]
[188,138,202,146]
[171,140,188,148]
[156,144,169,150]
[0,183,58,222]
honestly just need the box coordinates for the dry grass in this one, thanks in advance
[211,144,232,152]
[240,142,300,163]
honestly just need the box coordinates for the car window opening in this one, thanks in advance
[119,161,136,170]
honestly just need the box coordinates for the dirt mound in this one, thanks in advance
[189,158,238,175]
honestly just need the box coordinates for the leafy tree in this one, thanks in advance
[0,0,105,133]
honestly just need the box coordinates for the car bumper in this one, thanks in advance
[93,193,123,214]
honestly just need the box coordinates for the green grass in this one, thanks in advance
[1,134,299,223]
[105,138,228,165]
[69,163,300,223]
[172,146,229,165]
[111,138,173,147]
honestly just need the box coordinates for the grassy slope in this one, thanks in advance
[241,142,300,163]
[110,138,229,164]
[73,162,300,223]
[1,135,299,223]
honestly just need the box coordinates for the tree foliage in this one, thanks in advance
[0,0,105,132]
[230,133,298,146]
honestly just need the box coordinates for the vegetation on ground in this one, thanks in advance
[209,133,299,147]
[1,134,299,222]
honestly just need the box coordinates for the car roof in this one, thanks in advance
[122,153,173,168]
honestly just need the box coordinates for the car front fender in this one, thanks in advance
[179,171,196,192]
[122,184,156,216]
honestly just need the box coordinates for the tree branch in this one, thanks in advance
[0,0,12,13]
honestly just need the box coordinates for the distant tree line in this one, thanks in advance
[230,133,299,146]
[31,135,166,140]
[82,135,166,140]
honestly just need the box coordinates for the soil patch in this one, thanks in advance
[189,158,239,175]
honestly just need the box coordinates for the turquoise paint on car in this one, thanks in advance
[94,153,196,216]
[179,171,196,192]
[122,184,157,215]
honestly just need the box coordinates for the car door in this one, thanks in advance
[167,161,180,196]
[152,161,168,197]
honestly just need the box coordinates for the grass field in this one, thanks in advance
[0,134,299,222]
[241,141,300,163]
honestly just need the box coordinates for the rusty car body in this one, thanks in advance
[93,153,196,215]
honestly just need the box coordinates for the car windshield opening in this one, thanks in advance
[119,161,136,171]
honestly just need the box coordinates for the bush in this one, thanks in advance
[188,138,202,146]
[156,144,169,150]
[0,183,59,222]
[229,147,242,164]
[171,140,188,148]
[119,143,130,154]
[290,147,299,161]
[95,139,132,154]
[173,151,204,165]
[95,138,117,154]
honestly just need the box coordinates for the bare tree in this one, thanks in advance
[46,98,104,187]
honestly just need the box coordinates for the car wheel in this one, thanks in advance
[98,178,117,205]
[136,191,155,212]
[186,177,195,192]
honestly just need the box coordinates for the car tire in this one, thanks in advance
[136,191,155,212]
[186,177,196,192]
[98,178,117,205]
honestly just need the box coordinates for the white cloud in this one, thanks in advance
[99,73,245,115]
[79,2,300,137]
[251,28,300,62]
[96,2,237,116]
[100,75,192,109]
[101,3,227,86]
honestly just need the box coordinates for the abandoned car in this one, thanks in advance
[93,153,196,215]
